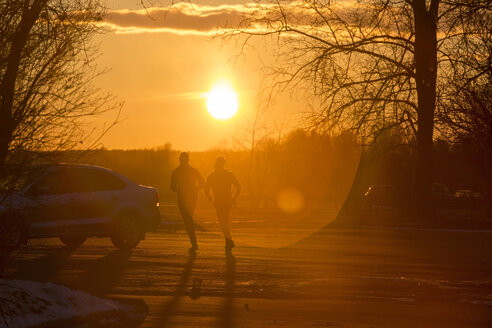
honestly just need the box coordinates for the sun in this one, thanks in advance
[206,82,239,120]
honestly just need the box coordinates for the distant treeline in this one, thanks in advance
[347,130,491,213]
[56,130,361,210]
[46,128,489,212]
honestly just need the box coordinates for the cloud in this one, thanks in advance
[145,91,206,101]
[102,1,361,36]
[103,3,251,35]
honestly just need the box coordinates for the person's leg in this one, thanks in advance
[215,203,232,240]
[178,199,197,249]
[215,202,234,255]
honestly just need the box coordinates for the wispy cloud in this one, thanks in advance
[102,1,359,36]
[145,91,206,101]
[103,3,250,35]
[145,89,256,101]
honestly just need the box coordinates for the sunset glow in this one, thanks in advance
[206,82,239,120]
[1,1,488,327]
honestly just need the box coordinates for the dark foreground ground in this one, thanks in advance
[3,206,492,328]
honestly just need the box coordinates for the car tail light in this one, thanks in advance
[156,191,160,207]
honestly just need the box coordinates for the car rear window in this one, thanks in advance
[72,168,126,192]
[26,167,126,195]
[0,169,42,192]
[27,169,71,195]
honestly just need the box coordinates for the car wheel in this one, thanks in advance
[59,235,87,247]
[0,215,24,251]
[111,214,142,250]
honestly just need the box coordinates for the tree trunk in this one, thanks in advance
[0,127,13,173]
[413,0,439,219]
[0,0,47,170]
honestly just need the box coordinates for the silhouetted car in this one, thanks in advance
[432,183,449,197]
[454,189,485,208]
[432,182,456,208]
[0,164,160,250]
[362,184,400,210]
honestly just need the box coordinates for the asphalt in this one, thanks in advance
[3,206,492,328]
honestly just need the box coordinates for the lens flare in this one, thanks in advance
[276,188,305,214]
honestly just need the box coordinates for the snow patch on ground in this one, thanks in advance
[0,279,145,328]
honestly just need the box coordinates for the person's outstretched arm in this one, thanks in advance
[195,169,205,191]
[232,174,241,202]
[170,170,177,193]
[204,175,212,201]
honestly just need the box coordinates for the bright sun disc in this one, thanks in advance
[206,82,239,120]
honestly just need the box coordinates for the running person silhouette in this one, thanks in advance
[171,152,204,253]
[204,156,241,255]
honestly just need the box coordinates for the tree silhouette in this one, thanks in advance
[437,9,492,199]
[224,0,491,216]
[0,0,120,173]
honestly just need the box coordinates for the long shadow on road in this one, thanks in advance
[12,246,75,282]
[73,249,132,296]
[219,254,236,328]
[7,246,147,328]
[154,253,196,328]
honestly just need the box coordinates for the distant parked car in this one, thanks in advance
[432,182,455,208]
[362,184,400,210]
[432,183,449,197]
[0,164,160,250]
[454,189,485,208]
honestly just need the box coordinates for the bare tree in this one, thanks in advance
[221,0,491,216]
[231,83,290,208]
[0,0,121,174]
[437,8,492,197]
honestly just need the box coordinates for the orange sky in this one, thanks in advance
[92,0,304,151]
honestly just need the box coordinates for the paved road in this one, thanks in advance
[4,208,492,328]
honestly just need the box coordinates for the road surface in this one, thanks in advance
[4,206,492,328]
